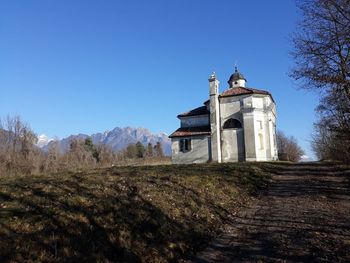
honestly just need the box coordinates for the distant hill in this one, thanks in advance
[41,127,171,155]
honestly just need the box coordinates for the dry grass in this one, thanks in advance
[0,163,271,262]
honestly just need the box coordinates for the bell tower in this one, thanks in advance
[209,72,222,163]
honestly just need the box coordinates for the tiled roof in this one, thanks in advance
[177,106,209,118]
[169,126,211,138]
[220,86,271,97]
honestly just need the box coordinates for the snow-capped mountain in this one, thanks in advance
[42,127,171,155]
[36,134,53,148]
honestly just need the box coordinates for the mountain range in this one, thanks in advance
[40,127,171,156]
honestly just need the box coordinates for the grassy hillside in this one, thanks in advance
[0,163,271,262]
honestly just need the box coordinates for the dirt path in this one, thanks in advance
[192,163,350,262]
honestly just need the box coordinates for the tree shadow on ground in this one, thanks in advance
[194,162,350,262]
[260,162,350,201]
[0,171,213,262]
[1,162,267,263]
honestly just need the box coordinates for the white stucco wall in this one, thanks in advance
[242,111,256,161]
[251,106,278,161]
[242,94,277,161]
[252,97,264,109]
[180,115,209,128]
[221,128,245,162]
[264,97,277,117]
[243,96,253,109]
[171,136,211,164]
[231,79,246,88]
[268,112,278,160]
[253,111,268,161]
[219,97,242,124]
[219,96,245,162]
[265,96,278,160]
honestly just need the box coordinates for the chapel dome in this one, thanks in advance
[228,67,247,88]
[228,67,246,83]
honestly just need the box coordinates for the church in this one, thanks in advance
[169,67,278,164]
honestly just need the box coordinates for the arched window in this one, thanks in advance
[223,118,242,129]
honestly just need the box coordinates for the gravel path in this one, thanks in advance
[192,163,350,262]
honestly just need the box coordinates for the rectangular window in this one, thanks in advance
[257,120,263,130]
[179,138,191,152]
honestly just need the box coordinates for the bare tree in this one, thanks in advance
[277,131,305,162]
[146,143,154,158]
[312,90,350,161]
[154,142,164,158]
[0,115,38,174]
[94,144,115,167]
[291,0,350,98]
[43,141,61,173]
[291,0,350,162]
[124,143,137,159]
[65,138,97,170]
[135,141,145,158]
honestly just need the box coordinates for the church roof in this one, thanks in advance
[169,126,211,138]
[177,106,209,118]
[220,86,272,98]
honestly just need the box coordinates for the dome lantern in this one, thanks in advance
[228,66,247,88]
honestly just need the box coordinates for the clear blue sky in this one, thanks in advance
[0,0,318,158]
